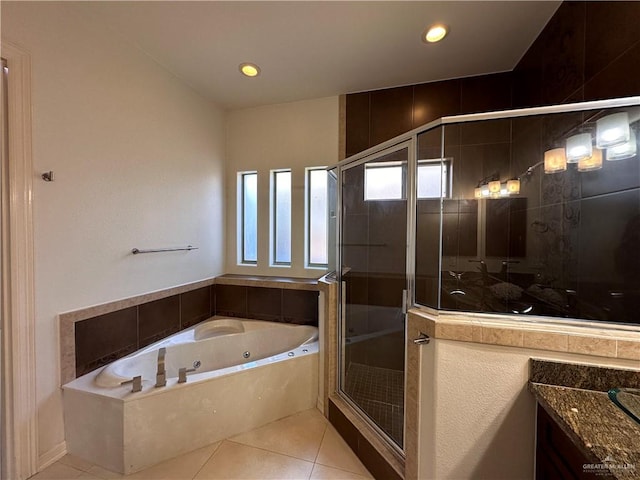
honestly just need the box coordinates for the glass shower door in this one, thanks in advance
[339,143,410,449]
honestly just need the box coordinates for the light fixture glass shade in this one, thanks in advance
[488,180,501,193]
[596,112,629,148]
[481,185,490,197]
[565,133,592,163]
[577,147,603,172]
[544,148,567,173]
[606,130,637,161]
[506,179,520,194]
[474,187,482,198]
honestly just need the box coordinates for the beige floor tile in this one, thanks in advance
[315,426,370,477]
[126,442,221,480]
[309,464,371,480]
[29,462,84,480]
[86,465,123,479]
[194,440,314,480]
[59,454,95,473]
[77,472,104,480]
[230,408,328,462]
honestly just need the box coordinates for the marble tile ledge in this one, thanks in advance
[408,308,640,361]
[215,274,321,291]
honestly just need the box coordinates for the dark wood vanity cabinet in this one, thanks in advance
[535,404,599,479]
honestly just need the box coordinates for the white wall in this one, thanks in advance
[2,2,226,462]
[225,97,339,278]
[419,340,640,479]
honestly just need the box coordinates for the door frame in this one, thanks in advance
[336,139,414,454]
[1,41,38,480]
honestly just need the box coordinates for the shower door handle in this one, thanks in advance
[413,333,430,345]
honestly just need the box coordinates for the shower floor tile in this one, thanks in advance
[30,408,372,480]
[344,362,404,446]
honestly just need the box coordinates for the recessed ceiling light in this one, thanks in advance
[239,63,260,77]
[422,24,449,43]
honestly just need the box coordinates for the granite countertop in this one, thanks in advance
[529,360,640,480]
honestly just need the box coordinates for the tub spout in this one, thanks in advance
[121,375,142,393]
[177,367,196,384]
[155,347,167,388]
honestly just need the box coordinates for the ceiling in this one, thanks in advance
[72,1,561,110]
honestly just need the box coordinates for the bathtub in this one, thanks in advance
[63,317,319,474]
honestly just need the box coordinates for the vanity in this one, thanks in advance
[529,360,640,479]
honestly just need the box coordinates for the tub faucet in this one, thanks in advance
[155,347,167,388]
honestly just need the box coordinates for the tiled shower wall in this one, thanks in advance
[344,1,640,158]
[74,283,319,377]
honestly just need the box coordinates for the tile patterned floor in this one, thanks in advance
[29,409,372,480]
[344,362,404,446]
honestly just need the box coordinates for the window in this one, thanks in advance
[239,171,257,264]
[363,159,451,201]
[306,167,328,267]
[271,169,291,265]
[417,159,450,198]
[364,161,405,200]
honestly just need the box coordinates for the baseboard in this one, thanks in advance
[38,441,67,471]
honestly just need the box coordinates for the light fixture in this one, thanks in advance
[506,179,520,194]
[544,148,567,173]
[577,147,603,172]
[488,180,501,194]
[474,187,482,198]
[423,24,449,43]
[596,112,629,148]
[565,133,592,163]
[239,63,261,77]
[606,129,636,161]
[481,185,490,197]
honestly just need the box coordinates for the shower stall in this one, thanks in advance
[333,96,640,453]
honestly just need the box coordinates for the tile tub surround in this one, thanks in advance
[529,360,640,480]
[63,347,319,474]
[60,275,321,385]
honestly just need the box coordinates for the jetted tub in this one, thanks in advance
[63,317,319,474]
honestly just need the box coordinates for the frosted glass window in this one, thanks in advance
[417,161,449,198]
[241,172,258,264]
[365,163,403,200]
[307,168,328,266]
[273,170,291,264]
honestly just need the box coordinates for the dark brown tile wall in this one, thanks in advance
[513,1,640,107]
[248,287,282,321]
[345,72,513,158]
[369,85,413,147]
[75,286,216,377]
[216,284,248,317]
[75,307,138,377]
[181,286,213,329]
[282,289,320,325]
[345,92,371,157]
[75,283,319,377]
[413,79,460,128]
[138,295,180,348]
[329,399,403,480]
[345,2,640,157]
